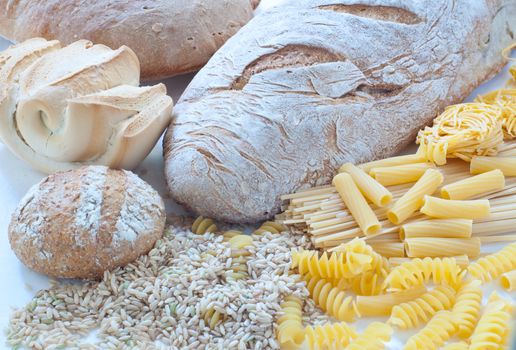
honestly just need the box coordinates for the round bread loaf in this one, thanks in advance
[8,166,166,279]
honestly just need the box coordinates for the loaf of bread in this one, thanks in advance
[8,166,166,279]
[0,0,258,80]
[164,0,516,223]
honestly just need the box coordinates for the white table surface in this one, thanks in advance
[1,10,516,349]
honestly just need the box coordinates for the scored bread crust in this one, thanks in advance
[8,166,166,279]
[164,0,516,223]
[0,0,257,80]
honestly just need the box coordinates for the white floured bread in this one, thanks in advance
[0,38,173,173]
[164,0,516,223]
[0,0,258,80]
[8,166,166,280]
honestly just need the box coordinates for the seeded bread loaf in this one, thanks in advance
[164,0,516,223]
[0,0,258,80]
[8,166,166,279]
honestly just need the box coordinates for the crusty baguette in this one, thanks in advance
[164,0,516,223]
[0,0,257,80]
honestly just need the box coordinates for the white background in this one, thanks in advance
[0,2,515,348]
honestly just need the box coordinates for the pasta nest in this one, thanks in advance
[404,311,456,350]
[467,242,516,282]
[305,321,358,350]
[451,280,483,339]
[276,296,305,348]
[191,216,218,234]
[345,322,393,350]
[416,103,504,164]
[476,88,516,139]
[469,294,512,350]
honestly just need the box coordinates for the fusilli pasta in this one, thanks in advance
[305,321,358,350]
[451,279,483,338]
[467,242,516,282]
[227,234,254,280]
[276,296,305,348]
[345,322,392,350]
[403,311,456,350]
[254,221,286,235]
[191,216,218,234]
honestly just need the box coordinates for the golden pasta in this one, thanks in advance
[333,173,381,235]
[191,216,218,234]
[387,168,443,225]
[403,311,456,350]
[470,155,516,176]
[348,254,390,296]
[404,237,481,258]
[400,218,472,240]
[441,169,505,200]
[253,221,286,235]
[276,296,305,348]
[356,286,427,317]
[420,196,490,219]
[451,280,483,339]
[467,242,516,282]
[368,242,405,258]
[388,255,470,269]
[340,163,392,207]
[357,152,426,173]
[370,163,435,186]
[345,322,392,350]
[501,270,516,291]
[476,88,516,139]
[227,234,253,280]
[305,321,358,350]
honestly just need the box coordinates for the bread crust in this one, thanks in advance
[164,0,516,223]
[8,166,166,279]
[0,0,256,80]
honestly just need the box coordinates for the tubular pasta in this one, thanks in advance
[276,296,305,348]
[333,173,381,235]
[356,286,427,317]
[305,321,358,350]
[400,219,472,240]
[370,163,435,186]
[389,255,470,269]
[357,152,426,173]
[470,156,516,176]
[452,280,483,338]
[404,237,481,259]
[501,270,516,291]
[403,311,456,350]
[387,169,443,225]
[340,163,392,207]
[368,242,405,258]
[467,242,516,282]
[420,196,490,219]
[345,322,392,350]
[441,169,505,200]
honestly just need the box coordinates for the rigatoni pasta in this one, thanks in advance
[368,242,405,258]
[387,169,443,225]
[333,173,381,235]
[356,152,425,173]
[389,255,470,268]
[441,169,505,200]
[420,196,490,219]
[340,163,393,207]
[500,270,516,291]
[356,286,427,317]
[370,163,435,186]
[400,218,472,240]
[404,237,481,258]
[470,156,516,176]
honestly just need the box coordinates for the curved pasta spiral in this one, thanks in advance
[346,322,393,350]
[203,307,225,329]
[227,234,254,280]
[467,242,516,282]
[304,274,359,322]
[403,311,456,350]
[276,296,305,348]
[191,216,218,235]
[349,255,390,296]
[254,221,286,235]
[383,257,463,291]
[222,230,243,241]
[305,321,358,350]
[451,279,483,338]
[388,284,456,329]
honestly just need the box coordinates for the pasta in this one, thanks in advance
[340,163,392,207]
[388,284,456,329]
[383,257,463,291]
[500,269,516,291]
[404,237,481,258]
[254,221,286,235]
[304,274,360,322]
[467,242,516,282]
[370,163,435,186]
[345,322,392,350]
[420,196,490,219]
[441,169,505,200]
[222,229,242,241]
[470,156,516,176]
[356,286,427,317]
[440,342,469,350]
[400,219,472,239]
[476,88,516,139]
[191,216,218,234]
[276,296,305,348]
[451,280,483,338]
[387,169,443,225]
[227,234,253,280]
[367,242,405,258]
[357,152,425,173]
[416,103,504,164]
[403,311,456,350]
[469,293,513,350]
[203,307,225,329]
[305,321,358,350]
[348,255,390,296]
[333,173,381,235]
[389,255,470,268]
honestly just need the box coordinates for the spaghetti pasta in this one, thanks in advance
[441,169,505,200]
[356,286,427,317]
[340,163,392,207]
[420,196,490,219]
[470,156,516,176]
[501,270,516,291]
[370,163,435,186]
[387,169,443,225]
[404,237,481,258]
[476,88,516,139]
[400,219,472,240]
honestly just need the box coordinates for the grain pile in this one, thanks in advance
[6,217,325,350]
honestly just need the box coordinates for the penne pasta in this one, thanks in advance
[368,242,405,258]
[400,219,472,240]
[470,156,516,176]
[387,169,443,225]
[356,286,427,317]
[340,163,392,207]
[389,255,470,268]
[404,237,481,258]
[356,152,426,173]
[420,196,490,219]
[500,270,516,291]
[441,170,505,200]
[370,163,435,186]
[332,173,381,236]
